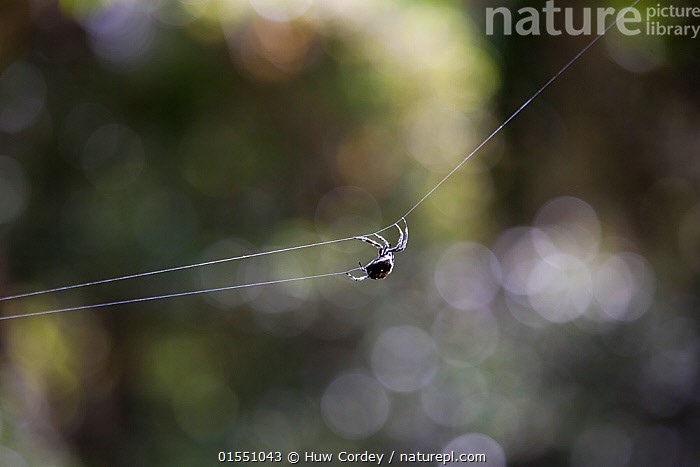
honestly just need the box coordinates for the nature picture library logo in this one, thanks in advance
[485,1,700,38]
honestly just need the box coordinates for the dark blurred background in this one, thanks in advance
[0,0,698,465]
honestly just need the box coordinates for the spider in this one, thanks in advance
[347,218,408,281]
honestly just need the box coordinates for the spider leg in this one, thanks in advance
[346,262,369,281]
[373,232,391,250]
[346,272,369,281]
[391,217,409,252]
[394,222,404,251]
[346,272,368,281]
[400,217,408,250]
[354,235,384,251]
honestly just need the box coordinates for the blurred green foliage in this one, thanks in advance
[0,1,698,466]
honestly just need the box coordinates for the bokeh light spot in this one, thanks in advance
[241,248,310,314]
[534,196,601,261]
[442,433,506,467]
[321,372,389,439]
[434,242,501,310]
[83,0,154,66]
[432,307,499,366]
[371,325,438,393]
[0,446,28,467]
[527,253,593,323]
[249,0,312,22]
[421,366,487,428]
[592,253,654,321]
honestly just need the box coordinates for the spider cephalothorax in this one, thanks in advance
[347,218,408,281]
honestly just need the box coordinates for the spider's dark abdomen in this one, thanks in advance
[366,258,394,280]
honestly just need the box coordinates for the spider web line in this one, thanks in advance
[0,1,639,320]
[0,269,357,321]
[376,0,642,234]
[0,236,355,303]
